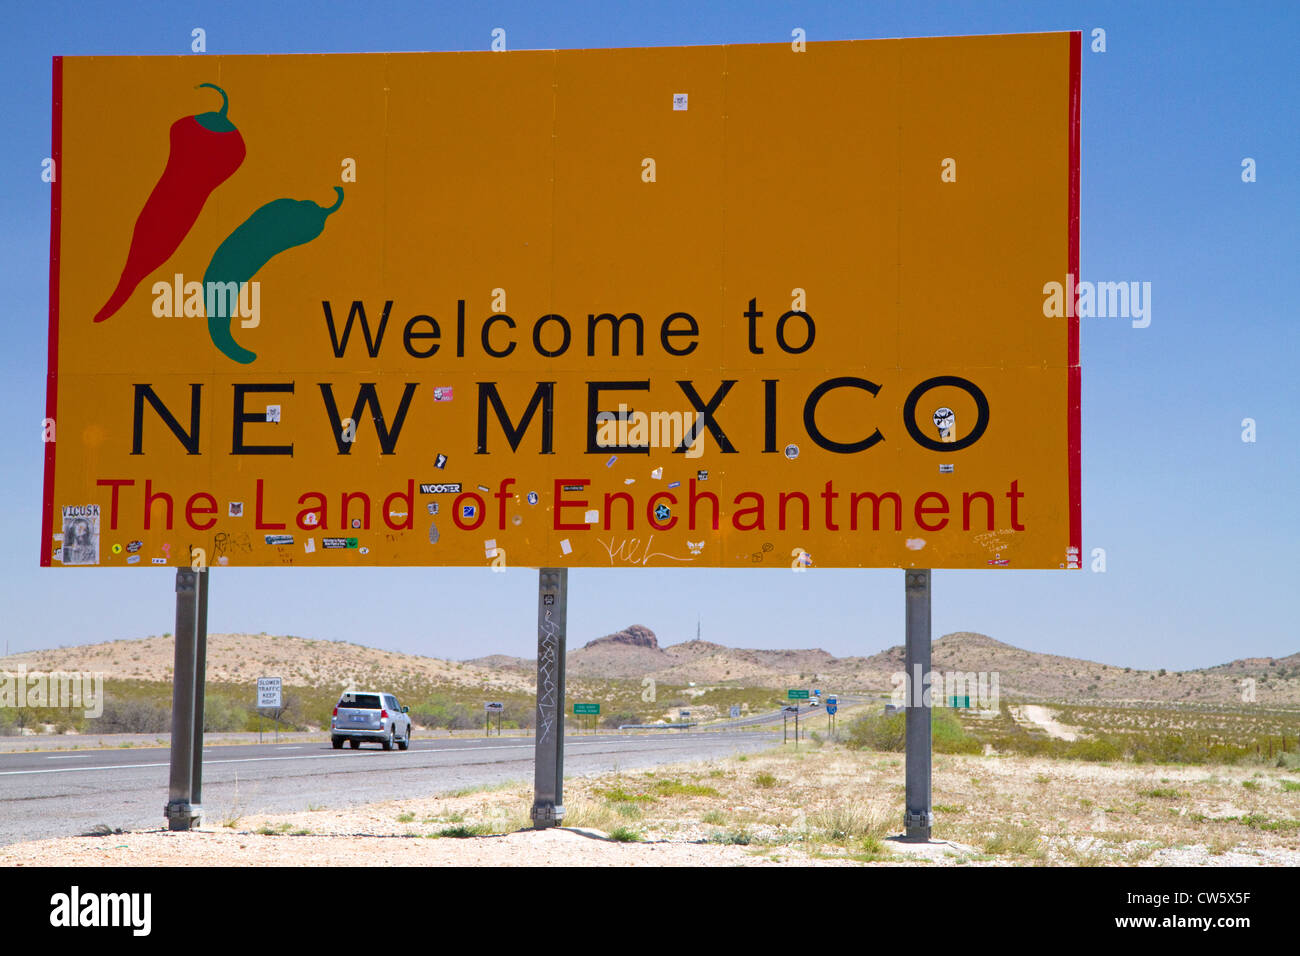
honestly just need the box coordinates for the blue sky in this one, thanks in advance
[1,1,1296,670]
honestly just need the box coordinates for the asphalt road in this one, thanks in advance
[0,730,778,846]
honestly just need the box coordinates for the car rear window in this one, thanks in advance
[338,694,382,709]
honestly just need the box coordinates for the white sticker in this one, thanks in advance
[673,93,688,110]
[939,464,954,473]
[560,539,572,555]
[359,546,369,555]
[624,478,635,485]
[266,405,281,423]
[651,467,663,479]
[304,538,316,554]
[905,538,926,551]
[484,538,497,558]
[584,509,599,524]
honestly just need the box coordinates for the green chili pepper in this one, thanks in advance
[204,186,344,364]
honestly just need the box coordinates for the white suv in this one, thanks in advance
[330,690,412,751]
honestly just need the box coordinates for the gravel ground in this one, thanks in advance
[3,744,1297,867]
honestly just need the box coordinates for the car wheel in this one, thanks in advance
[398,728,410,751]
[383,731,394,751]
[331,737,343,750]
[349,739,360,749]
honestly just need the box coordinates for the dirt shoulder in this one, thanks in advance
[3,743,1297,866]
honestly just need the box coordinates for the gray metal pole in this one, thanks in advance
[531,567,567,828]
[164,568,200,830]
[903,568,932,841]
[189,567,209,813]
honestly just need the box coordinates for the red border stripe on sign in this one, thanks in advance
[41,55,62,568]
[1067,32,1082,563]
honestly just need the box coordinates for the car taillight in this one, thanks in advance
[332,706,338,716]
[381,709,389,720]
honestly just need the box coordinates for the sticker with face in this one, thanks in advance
[933,407,955,440]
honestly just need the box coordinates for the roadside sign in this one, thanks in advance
[788,689,810,700]
[45,35,1079,571]
[827,704,838,715]
[573,703,600,715]
[827,696,838,705]
[256,677,281,709]
[485,702,504,712]
[729,705,741,719]
[783,705,799,714]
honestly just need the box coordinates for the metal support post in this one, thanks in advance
[189,567,209,816]
[164,568,201,830]
[903,568,933,841]
[531,568,567,828]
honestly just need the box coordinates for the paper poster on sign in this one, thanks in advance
[59,505,100,565]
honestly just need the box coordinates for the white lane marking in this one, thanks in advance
[0,743,531,776]
[0,733,771,777]
[277,746,302,750]
[44,754,91,759]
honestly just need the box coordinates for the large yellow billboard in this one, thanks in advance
[43,34,1081,570]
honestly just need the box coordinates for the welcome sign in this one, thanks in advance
[43,34,1080,570]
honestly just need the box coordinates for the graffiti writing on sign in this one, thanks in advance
[597,535,695,567]
[536,608,561,743]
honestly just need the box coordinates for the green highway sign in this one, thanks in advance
[787,689,810,700]
[573,703,601,715]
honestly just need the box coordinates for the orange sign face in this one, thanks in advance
[43,34,1080,571]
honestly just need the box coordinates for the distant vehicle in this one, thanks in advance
[331,691,412,751]
[808,698,820,707]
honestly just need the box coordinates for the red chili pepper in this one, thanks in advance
[93,83,246,323]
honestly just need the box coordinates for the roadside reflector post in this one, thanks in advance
[164,567,201,831]
[189,567,209,817]
[531,567,568,828]
[903,568,933,842]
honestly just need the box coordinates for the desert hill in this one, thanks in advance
[2,626,1296,708]
[469,625,1300,706]
[0,633,530,694]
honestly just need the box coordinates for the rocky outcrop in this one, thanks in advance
[582,625,659,651]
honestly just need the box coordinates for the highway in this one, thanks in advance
[704,696,866,729]
[0,729,778,846]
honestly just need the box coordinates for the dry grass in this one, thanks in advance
[3,737,1299,867]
